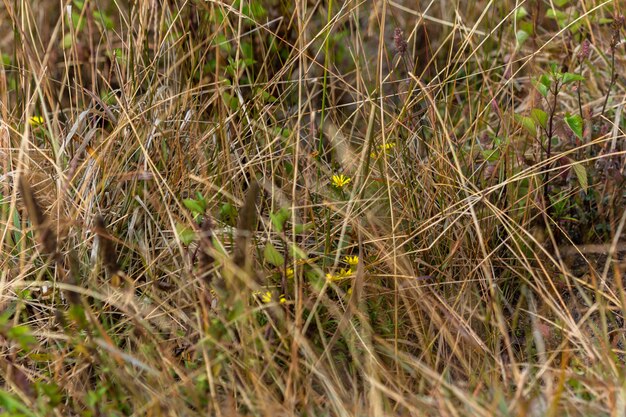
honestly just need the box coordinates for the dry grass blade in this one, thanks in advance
[17,176,57,257]
[233,180,260,270]
[94,215,124,286]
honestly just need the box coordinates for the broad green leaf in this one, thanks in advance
[549,63,559,75]
[221,92,238,111]
[515,6,528,20]
[481,149,500,162]
[183,199,204,214]
[554,0,570,6]
[540,73,553,87]
[515,114,536,135]
[546,8,567,21]
[530,108,548,129]
[240,41,254,60]
[63,33,74,49]
[264,242,284,266]
[93,10,114,29]
[516,30,529,46]
[220,203,237,226]
[572,163,588,192]
[270,208,290,232]
[176,223,195,245]
[227,299,245,322]
[564,114,583,139]
[214,34,232,53]
[195,192,207,209]
[294,222,314,233]
[534,77,549,97]
[562,72,585,84]
[519,21,534,35]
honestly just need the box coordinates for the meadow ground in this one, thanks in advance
[0,0,626,416]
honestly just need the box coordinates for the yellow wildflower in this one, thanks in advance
[286,268,294,279]
[28,116,44,127]
[379,142,396,151]
[344,255,359,269]
[337,268,352,279]
[326,268,352,282]
[371,142,396,158]
[331,174,351,189]
[260,291,273,303]
[279,294,287,304]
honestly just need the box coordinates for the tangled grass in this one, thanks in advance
[1,0,626,415]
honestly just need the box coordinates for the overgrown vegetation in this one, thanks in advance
[0,0,625,415]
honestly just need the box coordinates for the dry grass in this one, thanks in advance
[0,0,625,415]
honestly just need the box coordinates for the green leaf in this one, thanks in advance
[541,73,553,86]
[183,199,204,214]
[530,108,548,129]
[227,299,245,322]
[564,114,583,139]
[549,63,561,78]
[516,30,529,46]
[546,8,567,21]
[533,77,549,97]
[294,222,313,233]
[195,192,207,209]
[62,33,74,49]
[221,92,239,111]
[519,21,534,35]
[37,382,62,407]
[176,223,195,245]
[270,208,290,232]
[515,6,528,20]
[0,390,37,417]
[92,10,114,29]
[263,242,284,266]
[70,10,86,30]
[572,163,588,192]
[481,149,500,162]
[515,114,536,135]
[553,0,570,6]
[257,89,277,103]
[220,203,238,226]
[240,41,254,60]
[562,72,585,84]
[214,34,231,53]
[7,325,36,349]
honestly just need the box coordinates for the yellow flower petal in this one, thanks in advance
[344,255,359,267]
[28,116,44,127]
[261,291,272,303]
[331,174,352,188]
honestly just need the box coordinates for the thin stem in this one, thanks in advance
[600,51,616,117]
[543,80,560,207]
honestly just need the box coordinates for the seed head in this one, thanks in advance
[394,28,408,56]
[577,39,591,62]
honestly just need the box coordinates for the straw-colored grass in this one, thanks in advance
[1,0,625,415]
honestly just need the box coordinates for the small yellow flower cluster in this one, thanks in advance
[254,290,287,304]
[285,268,294,279]
[331,174,351,189]
[28,116,44,127]
[370,141,396,158]
[344,255,359,270]
[326,268,353,282]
